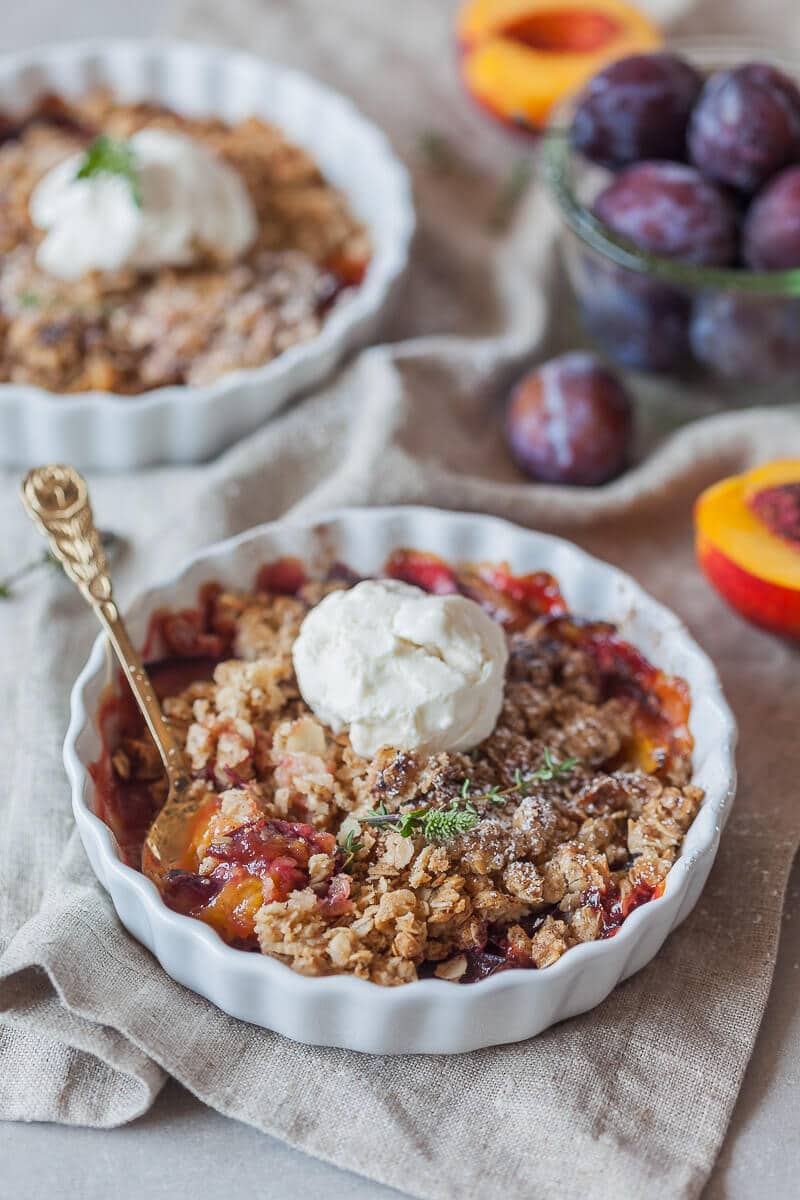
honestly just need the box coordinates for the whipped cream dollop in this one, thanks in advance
[292,579,508,759]
[29,129,257,280]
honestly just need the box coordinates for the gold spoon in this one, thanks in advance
[21,464,204,884]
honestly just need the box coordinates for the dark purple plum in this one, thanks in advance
[505,351,634,486]
[571,52,703,168]
[593,161,738,265]
[742,165,800,269]
[687,63,800,193]
[689,293,800,380]
[577,257,690,373]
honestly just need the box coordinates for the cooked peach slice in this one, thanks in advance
[457,0,662,129]
[695,459,800,639]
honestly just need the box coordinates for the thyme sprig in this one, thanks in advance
[76,135,143,208]
[363,799,481,842]
[417,129,475,175]
[0,549,59,599]
[0,529,122,600]
[488,158,533,232]
[340,828,365,872]
[417,129,532,233]
[510,113,569,139]
[457,748,579,807]
[361,749,579,844]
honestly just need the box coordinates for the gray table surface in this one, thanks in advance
[2,6,798,1198]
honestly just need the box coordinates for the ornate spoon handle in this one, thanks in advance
[21,465,188,789]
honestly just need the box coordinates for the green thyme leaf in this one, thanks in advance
[420,802,480,842]
[365,801,481,843]
[0,548,53,600]
[396,806,429,838]
[0,529,120,600]
[418,129,467,174]
[18,290,41,308]
[76,135,143,208]
[341,829,363,854]
[488,158,532,232]
[532,747,580,782]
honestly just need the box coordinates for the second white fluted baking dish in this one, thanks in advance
[0,40,414,470]
[64,507,737,1054]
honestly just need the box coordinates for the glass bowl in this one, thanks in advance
[542,39,800,407]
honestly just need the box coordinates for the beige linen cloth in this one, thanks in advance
[2,1,800,1196]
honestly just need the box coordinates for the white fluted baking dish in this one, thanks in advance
[0,41,414,470]
[64,507,737,1053]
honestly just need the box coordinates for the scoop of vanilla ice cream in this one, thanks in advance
[29,129,257,280]
[292,579,508,758]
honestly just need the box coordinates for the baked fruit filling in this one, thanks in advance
[90,552,703,985]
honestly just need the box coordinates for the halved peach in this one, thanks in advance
[695,459,800,639]
[457,0,662,129]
